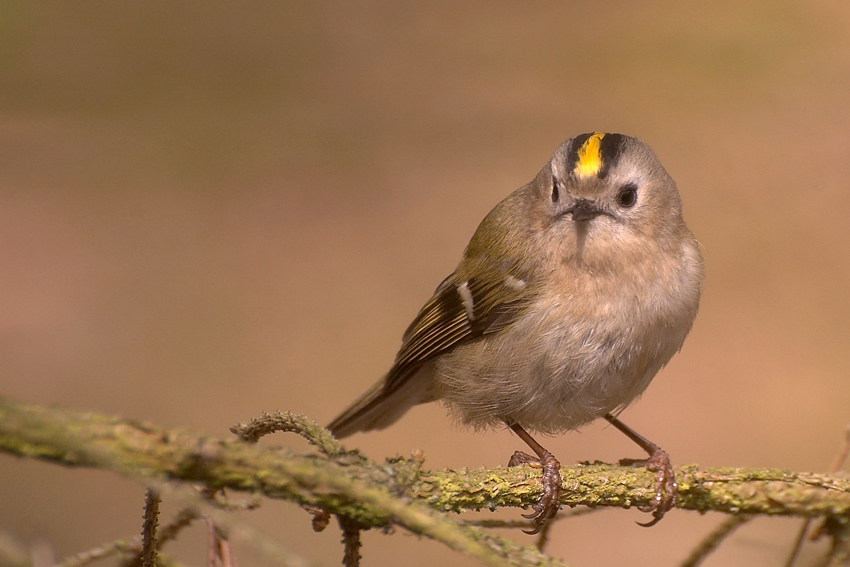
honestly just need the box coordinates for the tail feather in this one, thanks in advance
[327,371,436,438]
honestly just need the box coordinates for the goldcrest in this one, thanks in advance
[328,132,704,532]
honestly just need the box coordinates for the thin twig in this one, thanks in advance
[679,515,752,567]
[465,507,598,530]
[215,526,235,567]
[230,411,349,458]
[157,508,200,549]
[201,490,239,567]
[816,516,850,567]
[786,424,850,567]
[141,489,161,567]
[787,519,814,567]
[55,539,140,567]
[338,517,362,567]
[535,517,554,552]
[206,519,217,567]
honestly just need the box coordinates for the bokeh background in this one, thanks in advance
[2,2,850,566]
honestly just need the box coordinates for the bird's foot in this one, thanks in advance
[619,447,677,527]
[508,450,561,534]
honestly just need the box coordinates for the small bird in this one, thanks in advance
[327,133,704,532]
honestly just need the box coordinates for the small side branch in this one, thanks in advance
[337,517,362,567]
[141,489,161,567]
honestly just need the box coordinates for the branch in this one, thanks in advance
[1,396,849,566]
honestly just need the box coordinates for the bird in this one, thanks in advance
[327,132,704,532]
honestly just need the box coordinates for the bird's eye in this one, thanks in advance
[616,184,638,208]
[551,177,559,202]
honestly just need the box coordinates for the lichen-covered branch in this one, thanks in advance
[2,396,850,566]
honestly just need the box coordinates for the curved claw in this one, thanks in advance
[522,524,544,535]
[622,448,677,527]
[636,512,664,528]
[521,500,555,534]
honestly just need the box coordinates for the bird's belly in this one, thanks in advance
[434,295,689,434]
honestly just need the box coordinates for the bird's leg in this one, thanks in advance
[506,422,561,534]
[604,413,676,527]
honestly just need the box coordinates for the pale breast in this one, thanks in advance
[434,249,700,433]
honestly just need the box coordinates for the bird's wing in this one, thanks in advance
[326,261,535,438]
[383,266,533,394]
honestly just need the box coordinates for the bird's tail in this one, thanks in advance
[327,372,435,438]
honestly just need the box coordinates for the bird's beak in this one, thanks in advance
[567,199,604,221]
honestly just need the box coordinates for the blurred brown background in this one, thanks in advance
[2,2,850,566]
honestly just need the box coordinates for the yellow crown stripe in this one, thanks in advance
[573,132,605,178]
